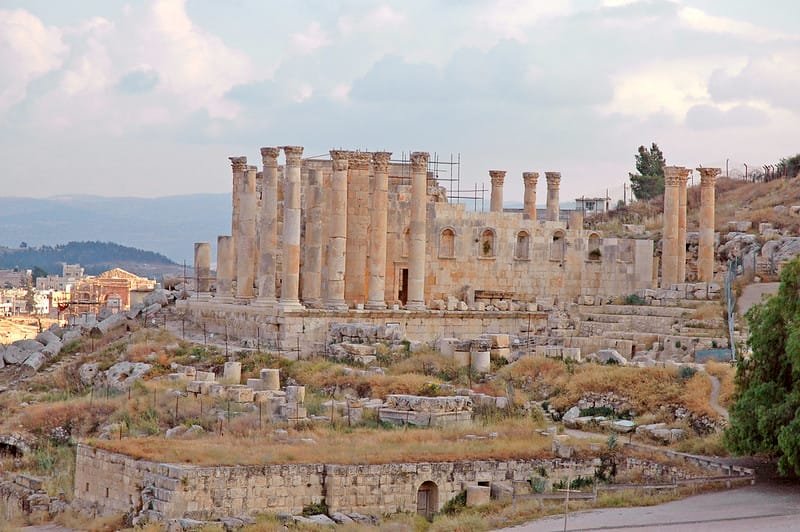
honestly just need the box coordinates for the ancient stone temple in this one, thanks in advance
[183,146,655,356]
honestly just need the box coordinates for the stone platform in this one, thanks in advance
[177,299,547,358]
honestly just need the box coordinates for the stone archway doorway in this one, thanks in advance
[416,481,438,520]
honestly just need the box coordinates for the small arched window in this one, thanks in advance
[439,228,455,258]
[480,228,496,257]
[588,233,602,261]
[550,231,565,261]
[515,231,530,260]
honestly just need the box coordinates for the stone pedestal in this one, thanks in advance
[345,151,371,307]
[697,167,720,282]
[215,235,234,297]
[223,361,241,384]
[257,147,280,306]
[193,242,211,292]
[302,168,323,307]
[545,171,561,222]
[661,166,681,287]
[235,166,257,299]
[406,151,429,311]
[489,170,506,212]
[260,368,280,391]
[677,167,691,282]
[279,146,304,311]
[325,150,349,310]
[366,151,391,310]
[522,172,539,220]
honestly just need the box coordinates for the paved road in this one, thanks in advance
[737,282,779,316]
[505,483,800,531]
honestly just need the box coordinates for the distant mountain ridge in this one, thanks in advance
[0,194,230,264]
[0,241,177,276]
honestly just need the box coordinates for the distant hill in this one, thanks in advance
[0,241,179,277]
[0,194,230,264]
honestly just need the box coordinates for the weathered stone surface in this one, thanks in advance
[466,485,491,507]
[3,345,28,365]
[20,352,46,375]
[144,289,170,307]
[596,349,627,365]
[79,363,100,385]
[104,361,152,390]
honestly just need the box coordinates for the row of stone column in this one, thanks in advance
[662,166,719,286]
[488,170,562,222]
[203,147,431,311]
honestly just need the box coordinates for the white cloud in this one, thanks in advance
[291,21,331,55]
[0,9,67,113]
[677,6,798,43]
[476,0,571,43]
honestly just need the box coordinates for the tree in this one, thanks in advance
[31,266,48,282]
[724,257,800,476]
[629,143,666,200]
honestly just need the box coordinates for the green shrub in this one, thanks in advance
[624,294,647,306]
[301,500,329,517]
[440,490,466,515]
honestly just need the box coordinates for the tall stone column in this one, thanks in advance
[215,235,234,298]
[194,242,211,292]
[344,151,371,306]
[661,166,682,287]
[697,167,720,283]
[301,168,323,308]
[279,146,304,310]
[407,151,429,311]
[677,167,691,283]
[366,151,391,310]
[545,172,561,222]
[325,150,349,310]
[257,147,279,305]
[229,156,247,282]
[235,166,257,298]
[522,172,539,220]
[489,170,506,212]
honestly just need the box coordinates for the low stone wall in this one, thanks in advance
[74,442,743,522]
[176,301,548,358]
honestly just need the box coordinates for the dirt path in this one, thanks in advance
[707,373,729,420]
[737,282,779,316]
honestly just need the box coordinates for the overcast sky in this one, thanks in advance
[1,0,798,203]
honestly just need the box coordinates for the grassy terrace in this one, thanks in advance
[89,417,557,466]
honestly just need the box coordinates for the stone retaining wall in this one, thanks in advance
[74,443,721,522]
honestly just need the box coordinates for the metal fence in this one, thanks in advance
[724,256,742,361]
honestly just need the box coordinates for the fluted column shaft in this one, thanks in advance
[677,167,690,283]
[302,168,323,307]
[545,172,561,222]
[229,156,247,282]
[279,146,304,310]
[257,147,279,304]
[325,151,349,310]
[344,151,371,306]
[697,167,720,282]
[235,166,257,298]
[366,152,391,310]
[489,170,506,212]
[522,172,539,220]
[407,151,429,310]
[661,166,681,287]
[194,242,211,292]
[215,235,234,297]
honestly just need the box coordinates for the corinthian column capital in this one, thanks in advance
[489,170,506,187]
[372,151,392,173]
[545,171,561,187]
[664,166,682,187]
[281,146,304,166]
[696,167,721,187]
[348,151,371,170]
[329,150,349,172]
[410,151,429,171]
[229,156,248,172]
[522,172,539,187]
[260,147,280,168]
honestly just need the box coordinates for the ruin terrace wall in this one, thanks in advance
[173,304,549,357]
[75,444,600,520]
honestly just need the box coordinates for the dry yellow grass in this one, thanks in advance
[92,417,552,465]
[681,373,717,419]
[705,361,736,408]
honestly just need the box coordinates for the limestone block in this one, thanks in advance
[247,378,265,391]
[488,334,510,348]
[436,337,459,357]
[470,351,490,373]
[457,301,468,311]
[208,384,226,398]
[465,485,490,507]
[186,380,213,395]
[260,369,280,390]
[196,371,216,382]
[227,385,254,403]
[286,386,306,404]
[490,348,512,361]
[252,391,272,403]
[223,362,242,384]
[453,350,470,368]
